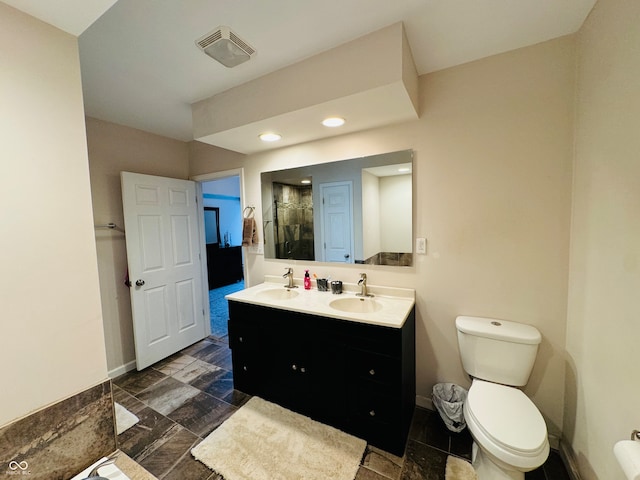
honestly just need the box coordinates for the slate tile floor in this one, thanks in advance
[113,336,570,480]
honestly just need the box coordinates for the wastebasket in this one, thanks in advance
[432,383,468,432]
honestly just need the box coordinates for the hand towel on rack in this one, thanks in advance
[242,217,259,246]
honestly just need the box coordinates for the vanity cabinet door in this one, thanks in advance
[228,303,317,414]
[263,318,314,415]
[307,330,348,425]
[228,302,272,395]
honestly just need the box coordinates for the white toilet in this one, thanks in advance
[456,316,549,480]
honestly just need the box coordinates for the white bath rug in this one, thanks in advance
[192,396,367,480]
[114,402,139,435]
[445,455,478,480]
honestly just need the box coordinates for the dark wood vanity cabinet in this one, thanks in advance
[227,300,416,456]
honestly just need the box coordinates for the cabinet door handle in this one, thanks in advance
[369,369,376,376]
[369,410,376,417]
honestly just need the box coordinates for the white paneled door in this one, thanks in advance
[320,181,354,263]
[121,172,206,370]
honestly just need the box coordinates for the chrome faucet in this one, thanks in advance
[283,267,297,288]
[356,273,373,297]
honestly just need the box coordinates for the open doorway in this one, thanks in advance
[199,172,245,341]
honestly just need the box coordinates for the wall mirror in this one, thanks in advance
[203,207,221,246]
[261,149,413,267]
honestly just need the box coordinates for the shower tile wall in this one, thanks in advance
[273,183,314,260]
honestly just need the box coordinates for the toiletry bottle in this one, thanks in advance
[304,270,311,290]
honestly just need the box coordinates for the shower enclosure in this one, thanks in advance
[272,182,314,260]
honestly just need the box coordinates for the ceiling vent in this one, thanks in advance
[196,26,256,68]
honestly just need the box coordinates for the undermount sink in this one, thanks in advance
[255,288,300,301]
[329,296,383,313]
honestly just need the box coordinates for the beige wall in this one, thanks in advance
[565,0,640,478]
[86,117,190,373]
[188,35,576,437]
[0,4,107,426]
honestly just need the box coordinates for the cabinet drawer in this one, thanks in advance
[350,388,399,425]
[349,349,400,386]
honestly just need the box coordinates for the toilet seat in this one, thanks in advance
[465,380,549,470]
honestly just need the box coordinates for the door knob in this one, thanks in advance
[135,279,145,286]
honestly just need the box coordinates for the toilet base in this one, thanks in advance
[472,442,524,480]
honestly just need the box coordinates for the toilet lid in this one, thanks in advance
[466,380,547,455]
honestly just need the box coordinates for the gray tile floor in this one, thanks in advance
[113,336,570,480]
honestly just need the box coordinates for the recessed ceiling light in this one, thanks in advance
[322,117,345,127]
[259,133,281,142]
[398,167,411,173]
[301,179,311,184]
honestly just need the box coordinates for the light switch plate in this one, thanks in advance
[416,237,426,254]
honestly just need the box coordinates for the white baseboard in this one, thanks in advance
[559,438,582,480]
[416,394,434,410]
[108,360,137,379]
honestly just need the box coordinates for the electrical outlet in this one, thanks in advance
[416,237,426,255]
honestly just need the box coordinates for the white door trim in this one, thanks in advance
[191,168,249,286]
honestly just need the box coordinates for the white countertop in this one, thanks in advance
[225,276,415,328]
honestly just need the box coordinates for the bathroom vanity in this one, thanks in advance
[226,280,415,456]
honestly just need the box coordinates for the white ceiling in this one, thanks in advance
[2,0,116,36]
[8,0,597,146]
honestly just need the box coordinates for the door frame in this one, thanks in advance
[191,168,248,303]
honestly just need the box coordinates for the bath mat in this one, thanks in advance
[191,396,366,480]
[114,402,139,435]
[445,455,477,480]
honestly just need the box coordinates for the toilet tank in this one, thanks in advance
[456,316,541,387]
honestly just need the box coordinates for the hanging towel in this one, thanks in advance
[242,217,259,246]
[242,206,259,246]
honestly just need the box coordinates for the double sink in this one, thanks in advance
[226,277,415,328]
[256,288,382,312]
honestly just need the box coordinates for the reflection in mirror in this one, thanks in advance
[204,207,221,246]
[261,150,413,267]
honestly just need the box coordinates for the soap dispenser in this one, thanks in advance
[304,270,311,290]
